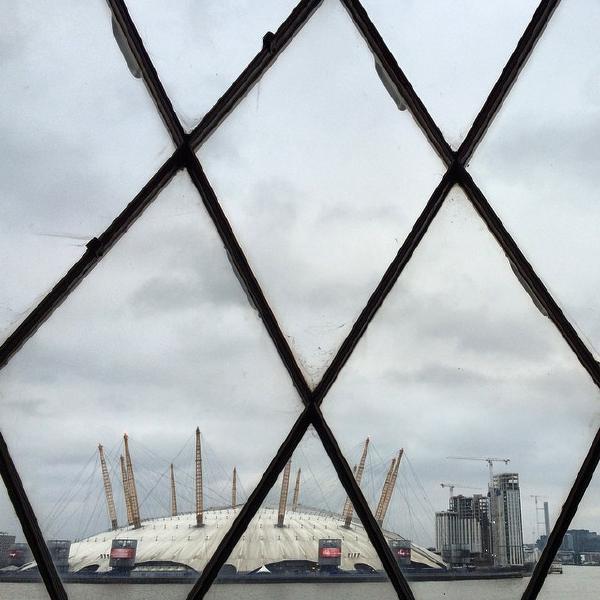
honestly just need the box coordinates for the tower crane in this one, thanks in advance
[440,482,482,499]
[446,456,511,488]
[530,495,548,539]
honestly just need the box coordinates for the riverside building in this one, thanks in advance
[435,494,491,566]
[0,533,16,569]
[490,473,524,566]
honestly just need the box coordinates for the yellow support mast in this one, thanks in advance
[170,463,178,517]
[277,460,292,527]
[375,449,403,527]
[120,454,133,526]
[98,444,118,530]
[123,434,141,529]
[232,466,237,508]
[343,437,370,528]
[291,468,301,512]
[195,427,204,527]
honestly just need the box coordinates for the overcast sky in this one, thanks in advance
[1,0,600,565]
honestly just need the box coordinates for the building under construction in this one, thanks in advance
[60,430,445,575]
[435,474,524,568]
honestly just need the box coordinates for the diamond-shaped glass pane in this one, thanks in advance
[470,0,600,359]
[0,0,174,344]
[360,0,539,148]
[323,188,600,599]
[199,0,445,387]
[0,172,302,592]
[0,479,49,597]
[536,466,600,599]
[126,0,300,131]
[204,426,400,599]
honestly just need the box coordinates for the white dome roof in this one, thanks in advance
[69,505,445,573]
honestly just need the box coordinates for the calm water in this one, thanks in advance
[0,566,598,599]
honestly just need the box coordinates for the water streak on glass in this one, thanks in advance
[199,0,445,387]
[323,188,600,600]
[470,0,600,359]
[0,173,302,591]
[360,0,539,148]
[0,0,174,345]
[125,0,300,131]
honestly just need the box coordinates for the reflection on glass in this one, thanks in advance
[323,188,600,599]
[199,0,444,386]
[126,0,299,130]
[0,172,302,592]
[204,426,399,600]
[471,0,600,357]
[537,469,600,600]
[0,0,173,343]
[360,0,539,148]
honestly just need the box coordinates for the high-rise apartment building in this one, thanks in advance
[490,473,524,566]
[435,494,491,565]
[436,510,466,564]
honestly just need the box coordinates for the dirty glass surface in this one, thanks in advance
[199,0,445,387]
[0,0,173,343]
[471,0,600,359]
[2,1,600,600]
[126,0,300,130]
[323,189,600,599]
[0,173,302,597]
[360,0,539,148]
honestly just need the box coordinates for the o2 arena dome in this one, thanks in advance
[69,506,444,574]
[44,430,445,575]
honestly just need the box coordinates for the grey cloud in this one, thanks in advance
[3,0,600,552]
[382,364,496,388]
[478,111,600,185]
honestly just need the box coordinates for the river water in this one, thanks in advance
[0,566,598,599]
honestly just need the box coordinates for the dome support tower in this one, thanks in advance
[170,463,178,517]
[343,437,370,528]
[195,427,204,527]
[375,449,403,526]
[124,434,141,529]
[277,460,292,527]
[232,467,237,508]
[98,444,118,530]
[291,468,301,512]
[120,455,133,526]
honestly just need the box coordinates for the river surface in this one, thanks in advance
[0,566,598,599]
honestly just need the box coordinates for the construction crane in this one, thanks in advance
[440,483,482,499]
[446,456,511,488]
[530,495,548,539]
